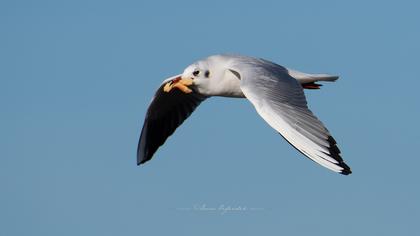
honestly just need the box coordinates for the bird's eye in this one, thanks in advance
[193,70,200,76]
[204,70,210,78]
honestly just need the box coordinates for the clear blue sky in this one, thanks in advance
[1,0,419,235]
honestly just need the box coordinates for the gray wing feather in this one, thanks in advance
[238,59,351,174]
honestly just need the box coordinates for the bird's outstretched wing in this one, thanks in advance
[238,62,351,175]
[137,75,207,165]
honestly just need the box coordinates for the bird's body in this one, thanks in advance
[138,54,351,175]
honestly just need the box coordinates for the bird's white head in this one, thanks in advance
[180,58,215,95]
[181,60,211,83]
[180,55,244,97]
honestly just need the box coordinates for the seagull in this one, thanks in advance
[137,54,351,175]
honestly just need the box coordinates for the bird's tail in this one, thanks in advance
[287,68,339,90]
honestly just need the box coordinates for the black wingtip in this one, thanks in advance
[137,146,144,166]
[326,136,352,175]
[339,163,352,175]
[137,152,150,166]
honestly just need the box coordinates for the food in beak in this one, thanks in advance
[163,77,194,93]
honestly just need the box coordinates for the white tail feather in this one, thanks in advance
[287,68,339,84]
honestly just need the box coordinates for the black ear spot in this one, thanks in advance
[228,69,241,80]
[204,70,210,78]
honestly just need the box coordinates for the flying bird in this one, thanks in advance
[137,54,351,175]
